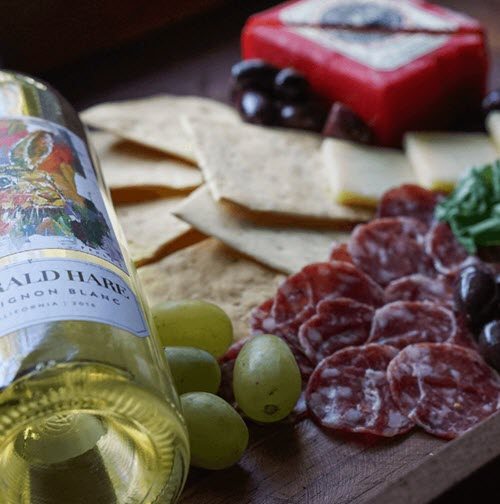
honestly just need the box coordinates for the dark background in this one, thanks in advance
[0,1,498,111]
[2,0,500,501]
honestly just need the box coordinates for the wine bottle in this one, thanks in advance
[0,71,190,503]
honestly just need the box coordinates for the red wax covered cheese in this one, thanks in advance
[242,0,488,146]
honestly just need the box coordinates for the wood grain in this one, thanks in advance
[0,0,227,72]
[180,410,500,504]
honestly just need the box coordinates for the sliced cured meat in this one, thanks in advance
[449,312,480,351]
[298,298,374,365]
[219,337,251,364]
[377,184,440,226]
[384,274,454,306]
[282,391,309,424]
[368,301,456,349]
[426,221,470,274]
[271,261,384,341]
[218,338,251,405]
[292,346,315,382]
[388,343,500,439]
[218,359,237,405]
[306,344,414,437]
[249,298,276,335]
[328,242,353,263]
[349,217,435,286]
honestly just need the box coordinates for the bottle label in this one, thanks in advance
[0,258,148,337]
[0,117,126,271]
[0,117,149,337]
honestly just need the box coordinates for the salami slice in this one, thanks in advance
[292,346,316,382]
[328,242,353,263]
[349,217,435,286]
[249,298,276,335]
[219,337,251,365]
[306,344,414,437]
[388,343,500,439]
[249,298,315,380]
[271,261,384,343]
[384,274,454,306]
[377,184,440,225]
[449,312,480,351]
[298,298,374,364]
[218,338,251,405]
[426,221,470,274]
[368,301,456,349]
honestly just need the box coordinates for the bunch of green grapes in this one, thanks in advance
[152,300,301,471]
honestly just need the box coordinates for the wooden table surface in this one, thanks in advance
[40,1,500,502]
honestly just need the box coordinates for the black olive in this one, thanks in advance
[274,68,309,101]
[478,320,500,371]
[237,90,276,126]
[454,265,498,328]
[231,59,278,93]
[322,102,374,144]
[278,100,327,132]
[482,89,500,117]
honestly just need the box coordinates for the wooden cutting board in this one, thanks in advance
[181,410,500,503]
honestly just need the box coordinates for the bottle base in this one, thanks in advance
[0,362,190,504]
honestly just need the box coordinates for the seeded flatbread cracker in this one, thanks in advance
[116,198,203,266]
[89,132,202,203]
[174,186,348,274]
[81,95,238,163]
[138,238,285,340]
[184,117,373,227]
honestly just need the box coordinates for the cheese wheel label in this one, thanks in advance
[287,28,448,72]
[280,0,458,32]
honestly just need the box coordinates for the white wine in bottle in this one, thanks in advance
[0,72,190,503]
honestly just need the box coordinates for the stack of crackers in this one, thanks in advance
[81,95,372,340]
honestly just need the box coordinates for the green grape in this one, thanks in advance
[152,300,233,358]
[180,392,248,470]
[233,334,301,423]
[164,346,221,395]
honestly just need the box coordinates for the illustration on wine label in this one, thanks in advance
[0,117,126,271]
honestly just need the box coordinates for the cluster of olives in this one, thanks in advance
[230,59,374,143]
[455,265,500,370]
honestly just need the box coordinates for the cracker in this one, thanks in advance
[174,186,348,274]
[138,239,285,341]
[81,95,238,163]
[184,117,373,227]
[90,132,202,203]
[116,198,203,266]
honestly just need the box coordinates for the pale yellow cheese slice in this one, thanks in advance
[404,132,499,192]
[321,138,416,207]
[486,112,500,152]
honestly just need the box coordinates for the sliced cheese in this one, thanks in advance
[486,112,500,152]
[321,138,416,208]
[404,132,499,191]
